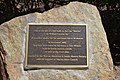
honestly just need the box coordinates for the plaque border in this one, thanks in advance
[25,23,88,69]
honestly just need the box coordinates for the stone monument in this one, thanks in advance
[0,2,114,80]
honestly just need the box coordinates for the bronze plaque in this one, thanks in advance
[25,24,88,69]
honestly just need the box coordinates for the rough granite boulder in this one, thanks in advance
[0,2,114,80]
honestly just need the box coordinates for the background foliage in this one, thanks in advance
[0,0,120,65]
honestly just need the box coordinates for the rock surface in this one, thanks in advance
[0,2,114,80]
[114,66,120,80]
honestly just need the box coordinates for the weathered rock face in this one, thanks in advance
[0,2,114,80]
